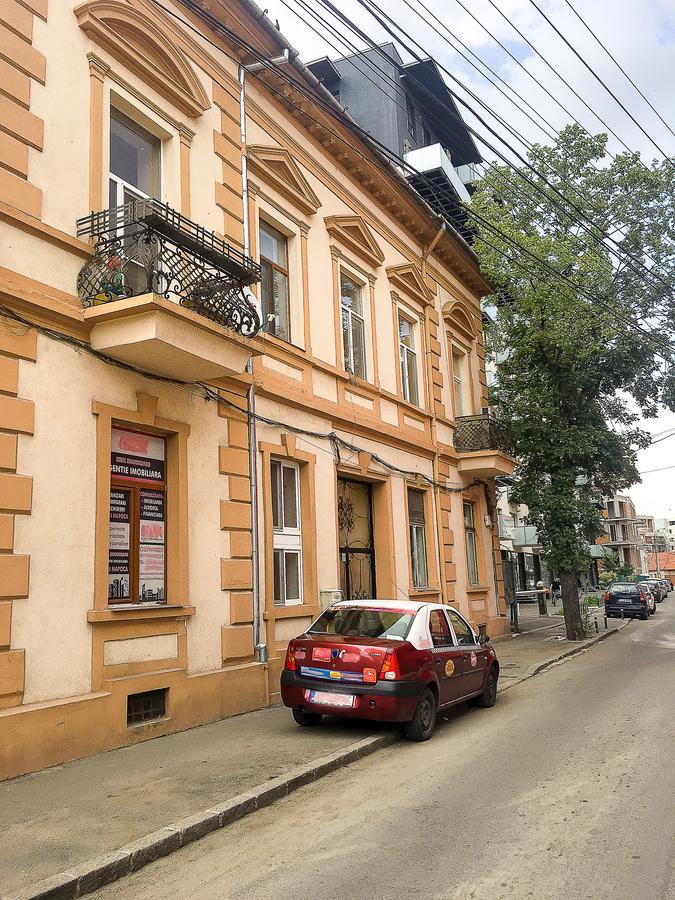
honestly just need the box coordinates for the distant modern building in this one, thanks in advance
[307,45,482,237]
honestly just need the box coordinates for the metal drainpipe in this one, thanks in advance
[422,227,447,605]
[239,63,266,663]
[239,52,290,665]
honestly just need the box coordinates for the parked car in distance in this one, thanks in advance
[281,599,499,742]
[643,579,665,603]
[605,582,652,619]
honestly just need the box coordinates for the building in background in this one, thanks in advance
[647,551,675,582]
[0,0,514,779]
[597,494,642,572]
[307,45,482,238]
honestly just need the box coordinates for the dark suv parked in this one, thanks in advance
[604,583,650,620]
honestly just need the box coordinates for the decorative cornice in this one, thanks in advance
[386,264,434,307]
[247,145,321,216]
[324,215,384,269]
[75,1,210,118]
[443,298,481,341]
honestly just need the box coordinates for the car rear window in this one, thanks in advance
[610,584,639,594]
[309,607,415,640]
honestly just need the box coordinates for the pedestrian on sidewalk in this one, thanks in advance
[551,576,562,606]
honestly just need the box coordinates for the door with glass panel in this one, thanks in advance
[338,478,376,601]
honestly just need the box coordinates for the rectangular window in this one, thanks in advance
[271,459,302,606]
[399,314,419,405]
[109,427,166,604]
[452,350,466,417]
[463,500,479,586]
[259,221,290,341]
[109,110,161,297]
[340,271,366,379]
[422,124,431,146]
[109,109,160,206]
[408,488,429,588]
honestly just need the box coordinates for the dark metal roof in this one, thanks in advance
[402,59,482,167]
[306,56,342,89]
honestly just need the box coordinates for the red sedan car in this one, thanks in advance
[281,599,499,741]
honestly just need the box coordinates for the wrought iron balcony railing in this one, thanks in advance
[76,199,262,337]
[453,413,514,455]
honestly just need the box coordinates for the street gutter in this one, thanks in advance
[12,619,630,900]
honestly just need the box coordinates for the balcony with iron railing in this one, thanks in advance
[76,200,262,381]
[453,412,516,479]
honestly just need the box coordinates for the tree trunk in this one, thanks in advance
[560,569,585,641]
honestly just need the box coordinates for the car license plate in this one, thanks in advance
[308,690,354,708]
[617,598,632,603]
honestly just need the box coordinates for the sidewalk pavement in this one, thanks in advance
[0,610,629,900]
[494,601,626,691]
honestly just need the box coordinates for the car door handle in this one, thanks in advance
[434,657,443,664]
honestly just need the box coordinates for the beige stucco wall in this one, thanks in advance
[11,334,228,702]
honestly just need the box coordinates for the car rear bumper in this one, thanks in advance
[605,603,647,616]
[280,670,424,723]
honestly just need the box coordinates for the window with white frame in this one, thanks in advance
[340,271,367,379]
[109,109,161,296]
[109,109,160,207]
[399,314,419,405]
[408,488,429,588]
[452,349,469,417]
[463,500,480,586]
[271,459,302,606]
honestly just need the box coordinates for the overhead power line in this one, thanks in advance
[287,0,675,357]
[344,0,675,303]
[525,0,671,160]
[561,0,675,145]
[163,0,675,361]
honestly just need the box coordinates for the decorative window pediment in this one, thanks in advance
[247,146,321,216]
[324,215,384,268]
[387,264,434,306]
[75,1,210,118]
[443,299,481,341]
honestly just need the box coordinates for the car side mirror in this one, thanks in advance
[478,633,490,645]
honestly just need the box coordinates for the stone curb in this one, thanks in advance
[498,618,630,693]
[11,732,397,900]
[10,621,630,900]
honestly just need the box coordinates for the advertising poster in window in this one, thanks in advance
[108,489,130,600]
[111,428,165,484]
[139,488,165,601]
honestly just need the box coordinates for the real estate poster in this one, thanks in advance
[110,427,165,484]
[139,490,165,544]
[108,489,130,600]
[139,544,165,602]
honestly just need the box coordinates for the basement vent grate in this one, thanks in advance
[127,688,167,726]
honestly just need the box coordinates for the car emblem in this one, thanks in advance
[331,648,340,660]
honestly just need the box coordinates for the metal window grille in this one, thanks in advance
[127,688,167,725]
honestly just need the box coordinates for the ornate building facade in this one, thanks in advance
[0,0,514,779]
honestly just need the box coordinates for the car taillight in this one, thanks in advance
[380,648,401,681]
[640,594,647,605]
[284,641,296,671]
[604,591,610,602]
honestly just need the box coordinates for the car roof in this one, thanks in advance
[333,597,446,613]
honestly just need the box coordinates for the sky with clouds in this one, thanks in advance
[260,0,675,518]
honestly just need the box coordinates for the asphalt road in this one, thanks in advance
[95,600,675,900]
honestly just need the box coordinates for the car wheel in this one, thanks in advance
[292,708,322,727]
[474,665,499,708]
[641,610,649,620]
[404,688,436,742]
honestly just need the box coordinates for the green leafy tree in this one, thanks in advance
[472,126,675,640]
